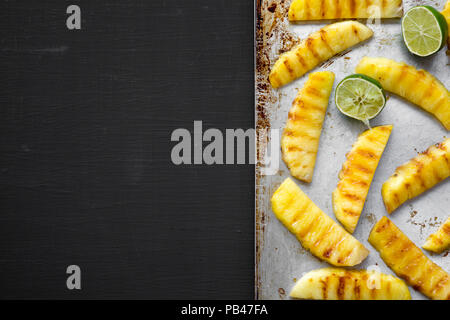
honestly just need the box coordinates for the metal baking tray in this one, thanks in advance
[255,0,449,300]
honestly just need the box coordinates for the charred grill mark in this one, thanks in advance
[319,29,333,54]
[269,72,282,87]
[295,52,308,69]
[313,223,333,248]
[341,191,362,203]
[284,130,317,141]
[413,157,424,171]
[442,223,450,235]
[287,146,308,153]
[399,65,410,89]
[323,247,333,258]
[304,0,310,20]
[288,110,305,121]
[386,280,391,298]
[336,0,342,18]
[350,0,356,17]
[321,277,329,299]
[337,276,346,300]
[356,148,377,159]
[283,193,296,212]
[400,240,413,254]
[430,234,443,245]
[352,163,372,174]
[348,179,368,187]
[385,234,398,247]
[306,38,320,61]
[290,209,302,225]
[352,24,360,40]
[382,0,387,10]
[311,74,326,82]
[354,278,360,299]
[283,59,294,76]
[343,208,359,216]
[370,283,377,299]
[411,158,427,189]
[436,142,447,151]
[317,0,323,18]
[301,102,325,113]
[298,216,317,238]
[404,182,410,191]
[305,86,323,98]
[321,0,326,17]
[393,192,400,206]
[413,263,433,291]
[375,218,390,232]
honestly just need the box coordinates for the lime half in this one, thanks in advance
[335,74,386,126]
[402,6,448,57]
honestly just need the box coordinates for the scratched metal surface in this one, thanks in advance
[255,0,449,300]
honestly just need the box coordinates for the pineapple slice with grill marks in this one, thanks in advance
[355,57,450,130]
[369,217,450,300]
[281,71,335,183]
[381,138,450,214]
[423,216,450,253]
[271,178,369,266]
[269,21,373,88]
[290,268,411,300]
[288,0,403,21]
[333,125,392,233]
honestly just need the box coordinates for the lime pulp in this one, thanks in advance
[335,74,386,126]
[401,6,448,57]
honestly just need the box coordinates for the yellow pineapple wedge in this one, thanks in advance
[289,0,403,21]
[333,125,392,233]
[271,178,369,266]
[281,71,335,183]
[355,57,450,130]
[369,217,450,300]
[423,216,450,253]
[290,268,411,300]
[270,21,373,88]
[442,1,450,48]
[381,138,450,214]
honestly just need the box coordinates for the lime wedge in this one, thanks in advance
[335,74,386,126]
[402,6,448,57]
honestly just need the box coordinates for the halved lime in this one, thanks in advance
[402,6,448,57]
[335,74,386,126]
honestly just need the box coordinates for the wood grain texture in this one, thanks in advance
[0,0,254,299]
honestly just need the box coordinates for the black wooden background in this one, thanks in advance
[0,0,254,299]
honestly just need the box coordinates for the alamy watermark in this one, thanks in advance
[170,121,280,175]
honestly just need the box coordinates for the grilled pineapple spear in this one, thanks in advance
[369,217,450,300]
[271,178,369,266]
[282,71,335,183]
[289,0,403,21]
[423,216,450,253]
[381,138,450,214]
[270,21,373,88]
[356,57,450,130]
[333,125,392,233]
[290,268,411,300]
